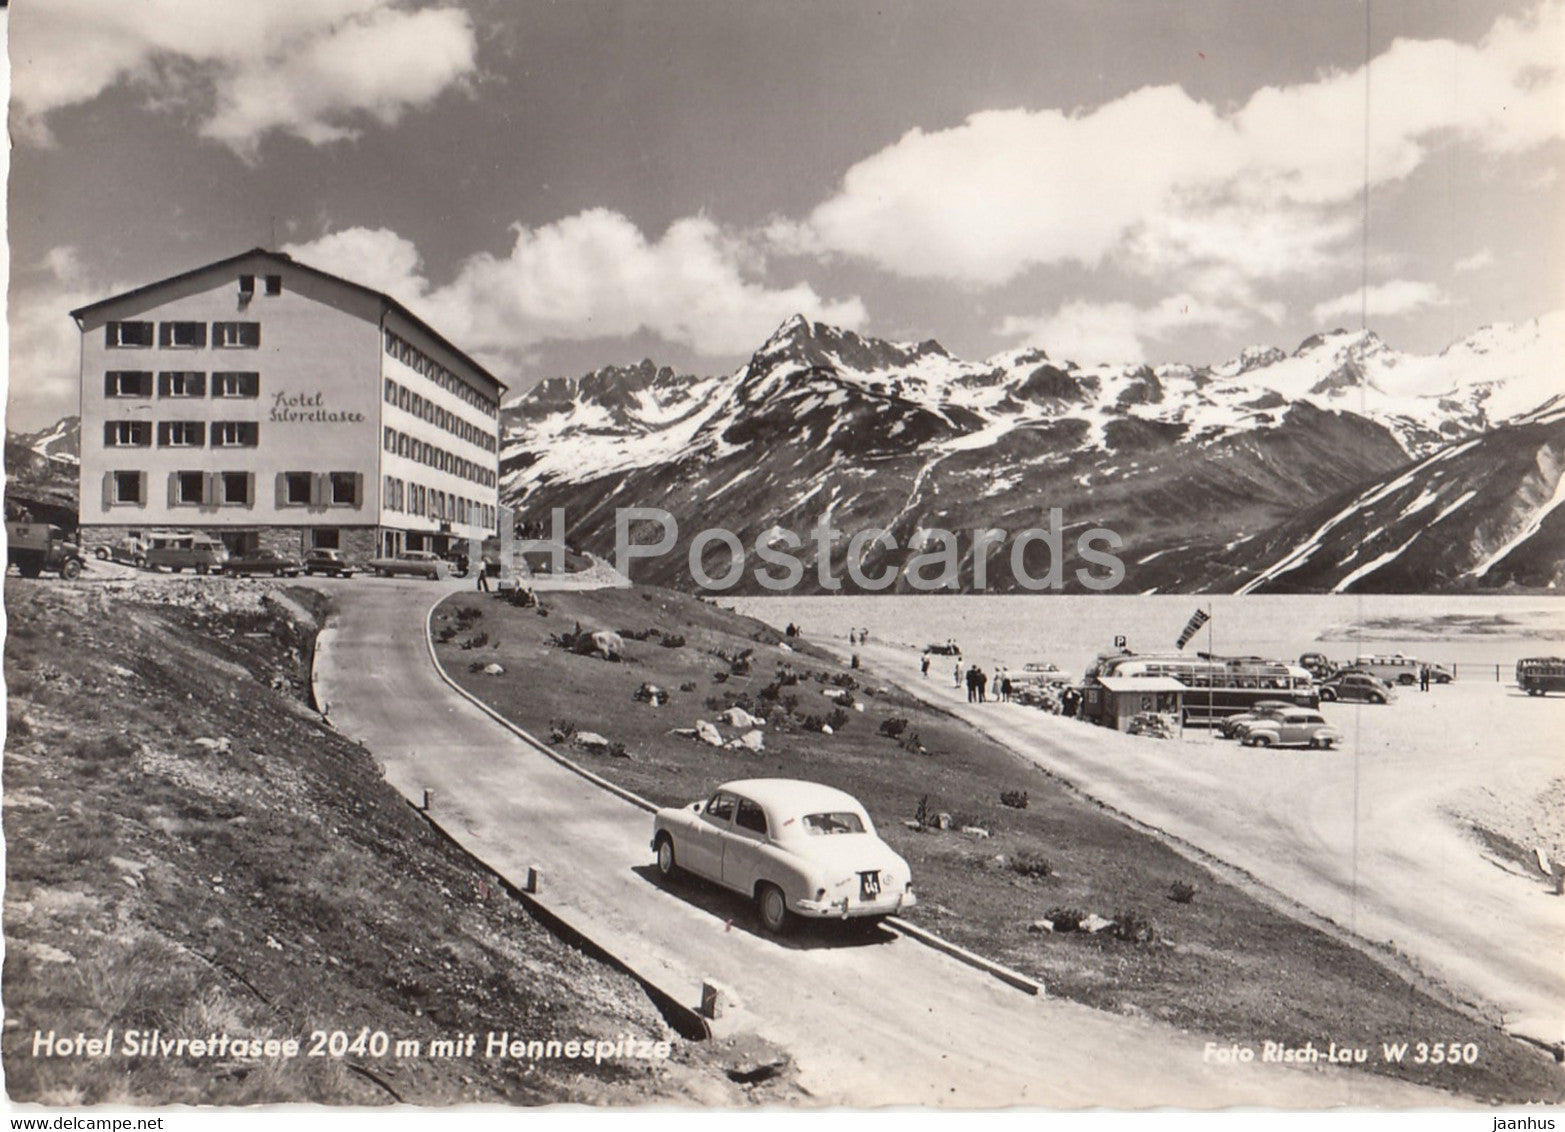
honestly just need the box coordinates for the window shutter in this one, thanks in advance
[245,473,256,507]
[192,422,207,447]
[352,472,364,508]
[167,473,179,507]
[104,325,115,347]
[275,473,288,509]
[137,472,148,508]
[204,473,218,507]
[310,473,326,507]
[103,422,115,447]
[101,471,113,511]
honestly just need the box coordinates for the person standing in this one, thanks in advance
[977,668,989,703]
[1419,665,1430,692]
[475,562,490,592]
[920,655,930,678]
[954,662,963,689]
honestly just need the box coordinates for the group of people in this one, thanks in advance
[847,627,872,645]
[959,664,1016,704]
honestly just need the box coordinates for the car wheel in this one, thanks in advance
[196,565,209,576]
[654,835,678,880]
[1319,737,1335,749]
[1251,735,1271,748]
[1398,674,1415,686]
[60,559,83,580]
[134,556,147,569]
[94,547,110,560]
[756,883,792,935]
[1319,687,1337,701]
[1369,693,1385,704]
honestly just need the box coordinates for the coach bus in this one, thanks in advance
[1516,657,1565,696]
[1081,651,1318,727]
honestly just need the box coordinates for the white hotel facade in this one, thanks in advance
[73,248,505,562]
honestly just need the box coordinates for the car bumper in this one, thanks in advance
[792,890,917,919]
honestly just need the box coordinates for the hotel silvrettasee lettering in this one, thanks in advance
[269,390,366,424]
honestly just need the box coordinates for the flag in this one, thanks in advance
[1175,608,1210,650]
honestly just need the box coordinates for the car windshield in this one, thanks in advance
[802,811,866,835]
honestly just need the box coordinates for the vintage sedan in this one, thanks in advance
[1317,671,1394,704]
[303,548,358,578]
[1241,708,1343,749]
[366,550,449,579]
[223,549,304,577]
[651,778,916,934]
[1216,699,1297,740]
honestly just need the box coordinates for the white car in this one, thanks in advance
[651,778,916,933]
[1241,708,1343,749]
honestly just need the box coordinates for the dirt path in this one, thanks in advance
[850,639,1565,1048]
[313,580,1458,1108]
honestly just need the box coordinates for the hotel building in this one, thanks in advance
[72,248,505,562]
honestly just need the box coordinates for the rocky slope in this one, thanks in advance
[499,312,1563,593]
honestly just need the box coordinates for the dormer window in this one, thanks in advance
[239,274,256,295]
[264,275,283,295]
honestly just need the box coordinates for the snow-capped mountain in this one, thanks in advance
[500,312,1562,592]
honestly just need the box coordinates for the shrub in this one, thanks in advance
[1169,880,1197,904]
[899,729,926,755]
[455,606,483,626]
[712,671,729,684]
[831,690,855,708]
[679,681,697,692]
[548,719,577,745]
[660,634,686,649]
[1044,906,1087,933]
[435,625,458,644]
[800,713,829,733]
[1111,909,1157,944]
[618,626,658,641]
[914,795,930,828]
[1000,790,1029,810]
[459,631,490,650]
[832,672,858,688]
[879,717,910,739]
[1008,852,1053,879]
[826,707,851,731]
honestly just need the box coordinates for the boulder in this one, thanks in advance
[695,720,725,747]
[960,826,991,839]
[574,731,612,753]
[590,630,625,661]
[739,729,765,752]
[722,707,760,728]
[635,682,669,705]
[482,663,505,675]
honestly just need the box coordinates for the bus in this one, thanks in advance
[1081,651,1317,727]
[1516,657,1565,697]
[1348,653,1452,686]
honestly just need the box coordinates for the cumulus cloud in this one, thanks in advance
[786,0,1565,308]
[9,0,476,157]
[1453,249,1496,274]
[1311,280,1448,324]
[6,248,127,431]
[284,213,867,366]
[998,293,1271,366]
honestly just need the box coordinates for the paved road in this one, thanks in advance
[314,579,1453,1108]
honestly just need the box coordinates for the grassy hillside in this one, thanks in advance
[3,579,793,1106]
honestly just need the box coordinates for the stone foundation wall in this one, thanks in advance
[79,525,379,567]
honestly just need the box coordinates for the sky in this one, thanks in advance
[5,0,1563,429]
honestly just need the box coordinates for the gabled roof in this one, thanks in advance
[69,247,505,395]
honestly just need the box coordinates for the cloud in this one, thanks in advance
[9,1,476,157]
[785,0,1565,296]
[1453,249,1495,273]
[6,249,126,431]
[998,293,1270,366]
[284,213,867,365]
[1311,280,1448,324]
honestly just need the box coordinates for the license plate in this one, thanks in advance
[859,871,881,899]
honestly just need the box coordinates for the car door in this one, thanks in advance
[1279,712,1308,745]
[722,796,771,894]
[683,792,736,882]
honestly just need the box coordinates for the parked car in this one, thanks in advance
[366,550,448,579]
[223,549,304,577]
[1298,652,1336,680]
[1241,708,1343,749]
[1516,657,1565,697]
[1317,671,1394,704]
[303,549,358,578]
[651,778,916,934]
[145,531,229,575]
[93,535,148,568]
[1216,699,1297,740]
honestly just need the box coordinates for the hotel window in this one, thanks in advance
[107,470,147,505]
[212,421,259,447]
[159,371,206,397]
[212,371,259,398]
[213,321,260,348]
[104,421,151,448]
[384,475,397,511]
[105,321,154,348]
[329,472,361,506]
[384,427,395,451]
[384,379,396,403]
[219,472,254,506]
[158,421,206,448]
[398,434,411,458]
[398,386,411,411]
[282,472,313,505]
[105,370,154,398]
[264,275,283,296]
[239,274,255,296]
[159,321,207,348]
[173,471,207,505]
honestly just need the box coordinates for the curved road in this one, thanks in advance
[314,579,1451,1107]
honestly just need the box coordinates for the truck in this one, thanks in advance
[6,521,86,579]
